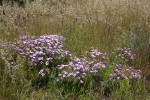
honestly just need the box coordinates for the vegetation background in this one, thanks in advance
[0,0,150,99]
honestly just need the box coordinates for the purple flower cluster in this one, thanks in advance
[110,65,141,80]
[110,47,141,80]
[11,35,142,84]
[127,67,141,79]
[114,47,135,63]
[87,49,107,60]
[39,68,50,76]
[57,49,108,84]
[12,35,70,66]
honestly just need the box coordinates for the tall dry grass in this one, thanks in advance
[1,0,149,60]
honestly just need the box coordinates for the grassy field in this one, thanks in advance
[0,0,150,99]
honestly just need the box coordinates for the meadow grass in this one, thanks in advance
[0,0,150,99]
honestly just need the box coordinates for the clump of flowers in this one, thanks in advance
[12,35,71,66]
[11,35,72,87]
[110,65,141,80]
[39,68,50,76]
[87,49,107,60]
[110,47,141,80]
[10,35,142,90]
[126,67,141,79]
[57,49,108,84]
[112,47,136,64]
